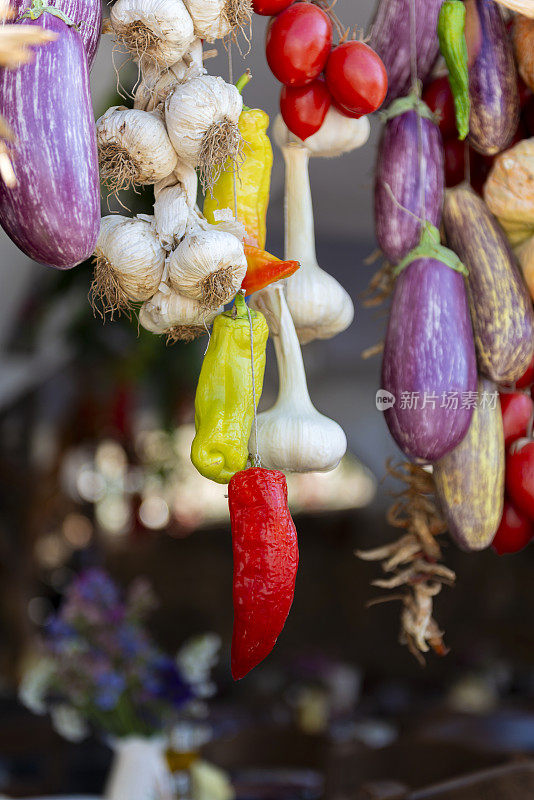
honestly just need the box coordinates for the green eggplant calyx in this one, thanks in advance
[381,93,437,125]
[394,222,469,277]
[21,0,77,25]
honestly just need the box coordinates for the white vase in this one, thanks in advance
[105,736,174,800]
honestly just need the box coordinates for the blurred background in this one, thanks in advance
[2,2,534,799]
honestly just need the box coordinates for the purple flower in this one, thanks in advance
[152,657,192,710]
[94,670,126,712]
[75,569,120,607]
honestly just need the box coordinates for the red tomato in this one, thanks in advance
[499,392,534,448]
[523,95,534,137]
[422,76,457,138]
[516,355,534,390]
[518,75,532,109]
[443,138,465,187]
[506,440,534,519]
[492,497,534,554]
[469,147,494,195]
[280,79,331,140]
[253,0,293,15]
[265,4,332,87]
[325,41,387,117]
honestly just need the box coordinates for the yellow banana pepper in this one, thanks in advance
[191,293,269,484]
[204,80,273,249]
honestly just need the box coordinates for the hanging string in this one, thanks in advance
[244,294,261,468]
[408,0,426,224]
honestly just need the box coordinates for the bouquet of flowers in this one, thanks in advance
[19,569,214,742]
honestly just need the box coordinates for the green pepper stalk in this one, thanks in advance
[438,0,470,140]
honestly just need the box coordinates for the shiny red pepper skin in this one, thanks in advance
[229,468,299,681]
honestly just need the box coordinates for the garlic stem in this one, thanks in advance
[267,286,313,411]
[283,144,317,267]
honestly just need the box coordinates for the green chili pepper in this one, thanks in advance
[438,0,470,141]
[191,293,269,485]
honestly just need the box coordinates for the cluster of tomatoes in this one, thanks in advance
[252,0,388,141]
[492,356,534,555]
[422,73,534,195]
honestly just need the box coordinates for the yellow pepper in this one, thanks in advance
[204,76,273,250]
[190,293,269,484]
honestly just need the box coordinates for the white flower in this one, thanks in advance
[177,633,221,698]
[51,704,89,743]
[18,657,55,715]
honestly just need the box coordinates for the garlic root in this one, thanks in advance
[110,0,195,67]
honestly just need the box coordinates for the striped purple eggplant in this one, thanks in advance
[381,257,477,463]
[443,185,534,383]
[368,0,445,107]
[434,377,504,552]
[0,12,100,269]
[374,97,444,264]
[13,0,102,67]
[466,0,519,155]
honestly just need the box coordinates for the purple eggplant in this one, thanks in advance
[443,185,534,383]
[374,99,444,264]
[368,0,445,107]
[13,0,102,67]
[0,14,100,269]
[466,0,519,155]
[381,257,477,463]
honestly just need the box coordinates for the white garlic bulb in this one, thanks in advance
[97,106,178,193]
[110,0,195,67]
[165,75,243,190]
[249,286,347,472]
[154,160,198,209]
[167,227,247,306]
[273,108,371,158]
[153,184,189,249]
[139,283,221,340]
[278,143,354,344]
[183,0,252,41]
[91,215,166,315]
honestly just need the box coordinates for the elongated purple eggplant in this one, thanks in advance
[0,13,100,269]
[382,240,477,463]
[374,96,444,264]
[466,0,519,155]
[443,185,534,383]
[434,377,504,551]
[368,0,445,106]
[13,0,102,67]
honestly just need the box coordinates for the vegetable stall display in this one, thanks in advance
[361,0,534,661]
[94,0,382,678]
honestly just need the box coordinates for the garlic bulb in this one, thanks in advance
[279,143,354,344]
[273,108,371,158]
[97,106,178,193]
[153,184,189,249]
[183,0,252,42]
[167,227,247,306]
[165,75,243,190]
[110,0,195,67]
[91,215,166,315]
[249,286,347,472]
[155,160,198,208]
[139,283,221,341]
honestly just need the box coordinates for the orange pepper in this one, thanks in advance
[241,246,300,295]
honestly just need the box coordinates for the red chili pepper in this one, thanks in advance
[229,467,299,680]
[241,245,300,295]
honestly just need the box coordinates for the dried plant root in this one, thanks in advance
[199,119,243,193]
[356,460,454,664]
[98,142,141,194]
[361,258,395,309]
[165,324,206,344]
[225,0,252,45]
[113,21,160,60]
[89,255,133,320]
[199,266,240,307]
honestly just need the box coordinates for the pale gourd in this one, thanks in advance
[484,138,534,246]
[249,286,347,473]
